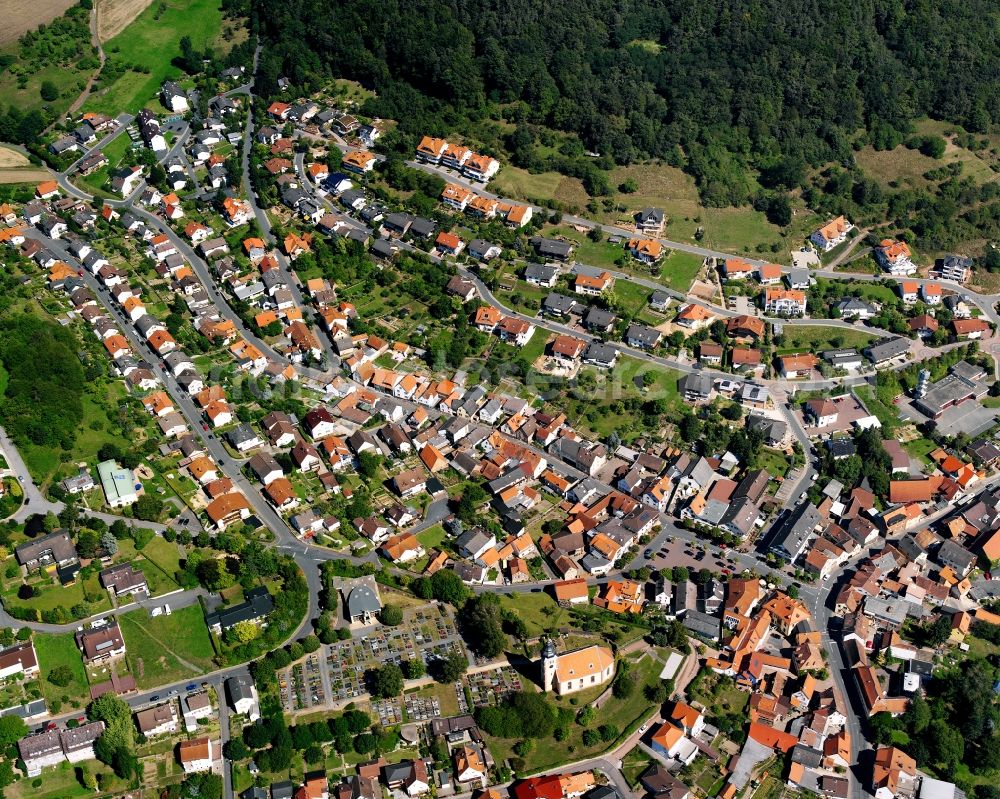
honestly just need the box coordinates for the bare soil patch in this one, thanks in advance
[0,147,29,168]
[97,0,155,41]
[0,168,53,184]
[0,0,77,45]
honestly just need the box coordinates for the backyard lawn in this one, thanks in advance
[416,524,447,550]
[777,325,875,353]
[571,356,683,440]
[119,604,216,689]
[137,536,183,587]
[5,758,118,799]
[548,227,624,270]
[621,746,655,787]
[2,571,111,619]
[855,386,902,432]
[658,250,704,293]
[610,281,651,317]
[34,632,91,709]
[756,448,793,479]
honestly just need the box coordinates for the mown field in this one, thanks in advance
[84,0,223,114]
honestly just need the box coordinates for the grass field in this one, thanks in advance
[611,280,651,317]
[97,0,155,40]
[134,536,181,595]
[621,746,655,787]
[3,570,111,617]
[659,250,705,293]
[903,437,937,464]
[497,592,567,638]
[548,226,624,270]
[848,282,899,304]
[119,604,215,688]
[855,119,999,191]
[34,631,91,708]
[5,759,118,799]
[416,524,446,550]
[777,325,876,353]
[701,205,818,256]
[572,356,682,439]
[491,167,589,210]
[855,386,903,432]
[757,448,793,479]
[84,0,224,114]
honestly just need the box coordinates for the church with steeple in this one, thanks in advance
[540,638,615,696]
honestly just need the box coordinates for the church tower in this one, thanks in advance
[541,638,558,692]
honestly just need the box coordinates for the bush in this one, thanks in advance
[47,665,74,687]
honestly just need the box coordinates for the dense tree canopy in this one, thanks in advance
[253,0,1000,206]
[0,316,84,450]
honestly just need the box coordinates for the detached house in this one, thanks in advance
[810,216,853,252]
[574,271,613,296]
[628,238,662,263]
[875,240,915,276]
[764,288,806,316]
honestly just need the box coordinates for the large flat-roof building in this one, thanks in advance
[97,459,138,507]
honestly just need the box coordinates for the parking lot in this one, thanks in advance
[647,538,739,574]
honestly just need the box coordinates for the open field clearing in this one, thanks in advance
[0,147,30,168]
[0,168,53,184]
[84,0,223,114]
[96,0,155,40]
[856,119,1000,191]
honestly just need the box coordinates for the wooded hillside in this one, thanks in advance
[251,0,1000,207]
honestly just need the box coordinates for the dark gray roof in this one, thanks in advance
[721,497,761,536]
[626,323,661,348]
[680,373,712,398]
[583,342,617,365]
[524,263,559,283]
[226,424,259,446]
[791,744,824,768]
[371,239,397,259]
[770,502,822,560]
[543,293,583,316]
[409,217,436,237]
[530,236,573,259]
[865,336,909,363]
[271,781,295,799]
[226,674,257,703]
[206,587,274,631]
[347,585,382,617]
[583,306,616,329]
[682,609,720,640]
[15,531,77,566]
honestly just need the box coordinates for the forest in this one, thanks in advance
[0,315,85,451]
[250,0,1000,211]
